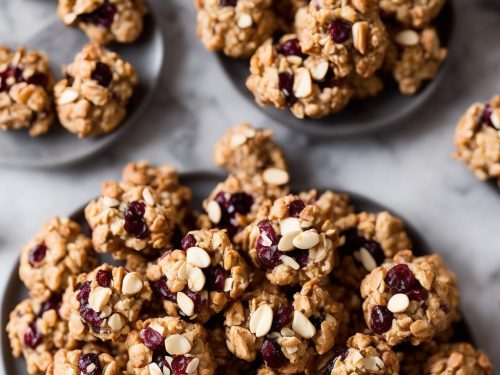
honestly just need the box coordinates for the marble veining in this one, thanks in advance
[1,0,500,369]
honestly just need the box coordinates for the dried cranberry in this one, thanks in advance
[440,304,450,314]
[385,264,415,293]
[370,305,393,334]
[363,240,385,266]
[23,322,43,349]
[272,305,293,331]
[28,244,47,266]
[276,39,306,58]
[482,104,494,128]
[96,269,113,288]
[77,282,92,304]
[124,201,148,239]
[288,200,305,218]
[338,229,365,256]
[80,304,103,333]
[328,20,351,43]
[316,67,336,89]
[171,355,193,374]
[91,62,112,87]
[140,327,164,350]
[278,72,297,106]
[184,289,206,313]
[261,338,288,369]
[78,353,102,375]
[288,250,309,267]
[220,0,237,6]
[211,191,253,239]
[0,66,23,92]
[406,284,428,302]
[78,3,117,27]
[256,219,281,269]
[323,346,349,374]
[151,277,177,302]
[40,294,62,315]
[204,265,226,292]
[26,72,48,87]
[230,193,254,215]
[181,234,197,250]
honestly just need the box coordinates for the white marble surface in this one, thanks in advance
[1,0,500,369]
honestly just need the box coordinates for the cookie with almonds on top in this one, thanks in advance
[47,346,120,375]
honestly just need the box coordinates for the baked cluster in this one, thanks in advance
[194,0,449,119]
[7,124,492,374]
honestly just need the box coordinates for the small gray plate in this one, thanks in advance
[218,1,455,137]
[0,10,165,168]
[0,171,473,374]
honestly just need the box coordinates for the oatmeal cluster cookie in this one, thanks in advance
[7,297,77,375]
[125,316,216,374]
[57,0,148,45]
[244,194,338,286]
[54,43,137,138]
[194,0,276,58]
[299,189,355,224]
[454,95,500,186]
[224,280,343,373]
[379,0,446,29]
[360,250,460,346]
[146,229,250,322]
[47,347,119,375]
[426,342,493,375]
[19,216,98,300]
[0,46,55,136]
[66,264,152,342]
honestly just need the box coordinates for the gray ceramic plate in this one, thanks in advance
[218,1,455,137]
[0,10,164,168]
[0,171,473,374]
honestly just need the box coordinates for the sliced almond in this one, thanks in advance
[101,306,112,317]
[177,292,195,316]
[362,356,380,371]
[237,13,253,28]
[359,247,377,271]
[108,313,123,332]
[223,277,234,292]
[395,29,420,46]
[149,323,165,336]
[207,201,222,224]
[164,334,192,355]
[278,231,301,252]
[148,363,163,375]
[142,188,155,206]
[293,67,313,98]
[387,293,410,313]
[352,21,369,54]
[122,273,143,295]
[88,286,112,312]
[280,255,300,270]
[187,266,206,292]
[163,366,171,375]
[185,357,200,374]
[177,261,188,280]
[249,304,273,338]
[103,196,120,207]
[311,60,329,81]
[58,88,79,105]
[279,217,302,236]
[281,327,295,337]
[263,168,289,186]
[293,229,320,250]
[491,111,500,129]
[230,133,247,148]
[186,247,211,268]
[292,311,316,338]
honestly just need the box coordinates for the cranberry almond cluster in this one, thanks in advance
[7,124,492,375]
[0,43,137,138]
[194,0,449,119]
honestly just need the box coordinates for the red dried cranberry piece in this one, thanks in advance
[40,294,62,315]
[28,244,47,266]
[482,104,495,128]
[338,228,365,256]
[151,277,177,302]
[77,281,92,303]
[220,0,237,6]
[23,322,43,349]
[385,264,415,293]
[184,289,206,313]
[171,355,193,374]
[288,200,305,218]
[124,201,148,239]
[288,250,309,267]
[276,39,306,58]
[26,72,48,87]
[78,353,102,375]
[0,66,23,92]
[78,3,117,27]
[91,62,113,87]
[261,338,288,369]
[370,305,393,334]
[96,269,113,288]
[278,72,297,106]
[256,219,281,269]
[80,304,104,333]
[316,66,336,89]
[328,20,351,43]
[272,305,293,331]
[204,265,226,292]
[363,240,385,266]
[181,234,197,250]
[405,284,428,302]
[230,192,254,215]
[211,191,253,239]
[140,327,164,350]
